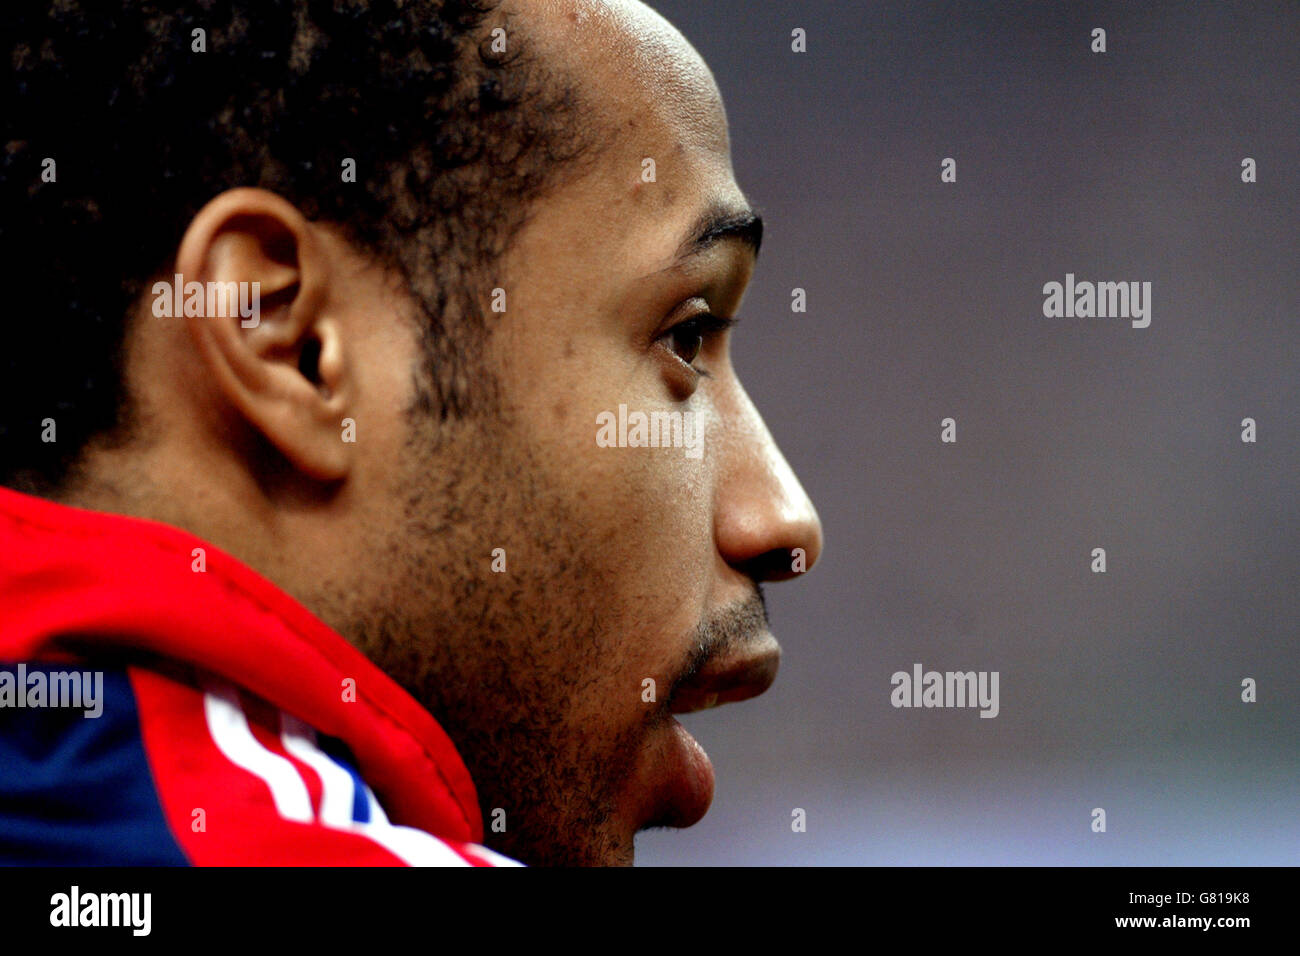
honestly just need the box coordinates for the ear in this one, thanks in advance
[173,187,351,482]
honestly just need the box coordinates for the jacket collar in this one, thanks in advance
[0,486,483,842]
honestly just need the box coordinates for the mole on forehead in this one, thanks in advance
[629,178,677,208]
[609,80,727,166]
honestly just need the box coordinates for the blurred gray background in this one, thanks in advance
[637,0,1299,865]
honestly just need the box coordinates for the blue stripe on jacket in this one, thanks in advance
[0,664,189,865]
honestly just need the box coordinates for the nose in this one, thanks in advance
[714,385,823,583]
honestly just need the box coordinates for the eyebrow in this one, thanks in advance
[675,203,764,263]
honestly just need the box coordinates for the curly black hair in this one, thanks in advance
[1,0,595,491]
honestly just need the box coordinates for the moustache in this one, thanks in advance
[661,586,770,714]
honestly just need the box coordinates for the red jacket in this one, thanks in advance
[0,486,515,865]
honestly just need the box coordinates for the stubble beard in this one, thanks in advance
[338,395,649,866]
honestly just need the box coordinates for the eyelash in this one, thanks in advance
[659,312,736,377]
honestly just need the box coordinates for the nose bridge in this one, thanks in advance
[714,381,823,581]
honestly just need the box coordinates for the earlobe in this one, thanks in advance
[173,188,352,482]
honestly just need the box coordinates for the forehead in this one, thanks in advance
[509,0,748,277]
[525,0,732,157]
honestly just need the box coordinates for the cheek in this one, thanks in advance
[496,331,721,672]
[519,407,719,667]
[581,449,717,667]
[529,387,716,566]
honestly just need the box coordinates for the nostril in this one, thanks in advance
[740,547,807,583]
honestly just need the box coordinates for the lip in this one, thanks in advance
[669,639,780,714]
[655,719,716,828]
[640,635,781,830]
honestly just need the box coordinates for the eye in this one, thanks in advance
[657,313,735,371]
[665,319,706,365]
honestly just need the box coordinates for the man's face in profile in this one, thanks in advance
[10,0,822,867]
[329,0,821,865]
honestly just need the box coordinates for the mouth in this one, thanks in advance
[642,639,781,830]
[669,641,780,714]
